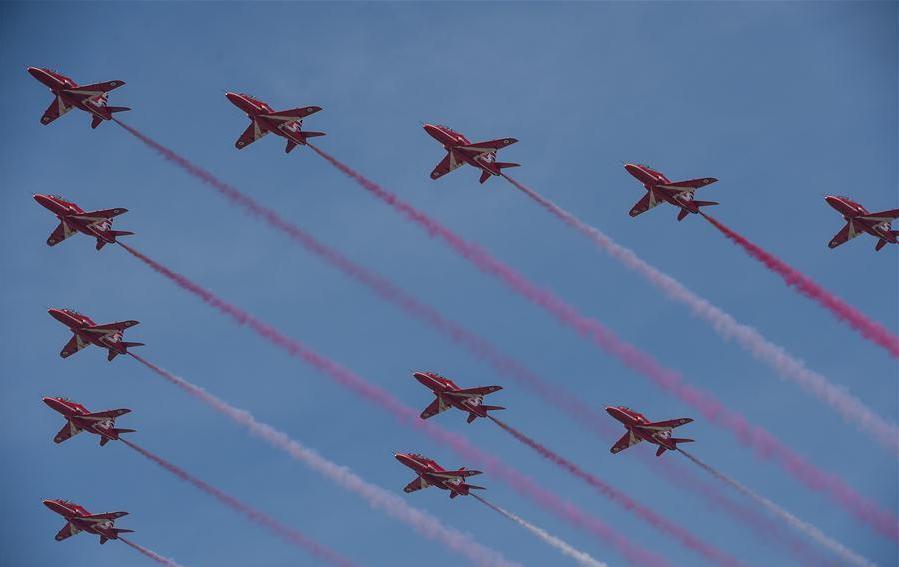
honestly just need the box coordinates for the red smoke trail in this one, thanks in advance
[119,537,183,567]
[119,244,669,567]
[701,213,899,358]
[109,122,841,561]
[307,144,899,543]
[121,439,357,567]
[679,449,878,567]
[502,174,899,455]
[472,495,609,567]
[488,417,747,567]
[128,356,520,567]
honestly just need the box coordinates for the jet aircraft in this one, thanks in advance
[225,92,324,153]
[27,67,129,129]
[824,195,899,251]
[624,163,718,221]
[43,397,134,447]
[48,308,143,361]
[423,124,519,184]
[606,406,694,457]
[413,371,504,424]
[43,499,132,544]
[34,194,132,250]
[395,453,485,499]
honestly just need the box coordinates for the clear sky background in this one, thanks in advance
[1,2,896,566]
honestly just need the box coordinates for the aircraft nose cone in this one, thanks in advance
[48,308,68,324]
[33,194,52,207]
[423,124,441,138]
[27,66,43,79]
[225,92,242,105]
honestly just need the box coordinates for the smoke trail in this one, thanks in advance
[307,144,899,542]
[502,174,899,454]
[121,439,357,567]
[119,246,668,567]
[678,450,879,567]
[488,417,746,567]
[119,537,184,567]
[472,495,609,567]
[701,213,899,358]
[128,355,521,567]
[108,121,842,561]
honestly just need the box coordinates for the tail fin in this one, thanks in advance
[677,208,690,222]
[286,140,298,154]
[467,413,478,423]
[91,115,103,129]
[479,170,492,184]
[876,239,887,251]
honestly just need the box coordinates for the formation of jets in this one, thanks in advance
[28,65,894,552]
[48,308,143,362]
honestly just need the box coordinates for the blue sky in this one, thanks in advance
[1,2,896,566]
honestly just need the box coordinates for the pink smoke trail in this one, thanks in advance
[119,537,183,567]
[678,449,878,567]
[109,121,839,561]
[701,212,899,358]
[119,245,668,567]
[502,174,899,455]
[121,439,358,567]
[128,354,521,567]
[472,495,609,567]
[488,417,747,567]
[307,143,899,543]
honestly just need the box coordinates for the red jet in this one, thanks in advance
[48,308,143,362]
[225,92,324,153]
[34,194,132,250]
[605,406,694,457]
[423,124,519,184]
[27,67,129,129]
[43,499,132,544]
[395,453,485,499]
[43,397,134,447]
[624,163,718,221]
[824,195,899,251]
[413,371,504,424]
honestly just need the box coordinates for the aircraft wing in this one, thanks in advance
[47,221,77,246]
[60,335,89,358]
[638,418,692,430]
[861,209,899,221]
[657,178,717,191]
[54,522,80,542]
[235,121,269,149]
[86,511,129,520]
[67,80,125,94]
[430,151,465,180]
[41,95,75,125]
[263,106,322,123]
[72,208,128,222]
[828,222,862,249]
[53,422,82,444]
[403,476,428,493]
[628,192,663,217]
[445,386,502,398]
[420,397,451,420]
[85,409,131,419]
[433,468,482,478]
[463,138,518,151]
[610,430,643,454]
[84,320,139,334]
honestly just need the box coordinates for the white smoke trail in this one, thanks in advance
[473,495,608,567]
[503,175,899,456]
[678,449,879,567]
[130,354,520,567]
[119,537,184,567]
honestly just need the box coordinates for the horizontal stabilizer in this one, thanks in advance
[106,106,130,114]
[303,131,326,138]
[691,200,718,208]
[495,162,520,170]
[671,438,694,444]
[865,209,899,220]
